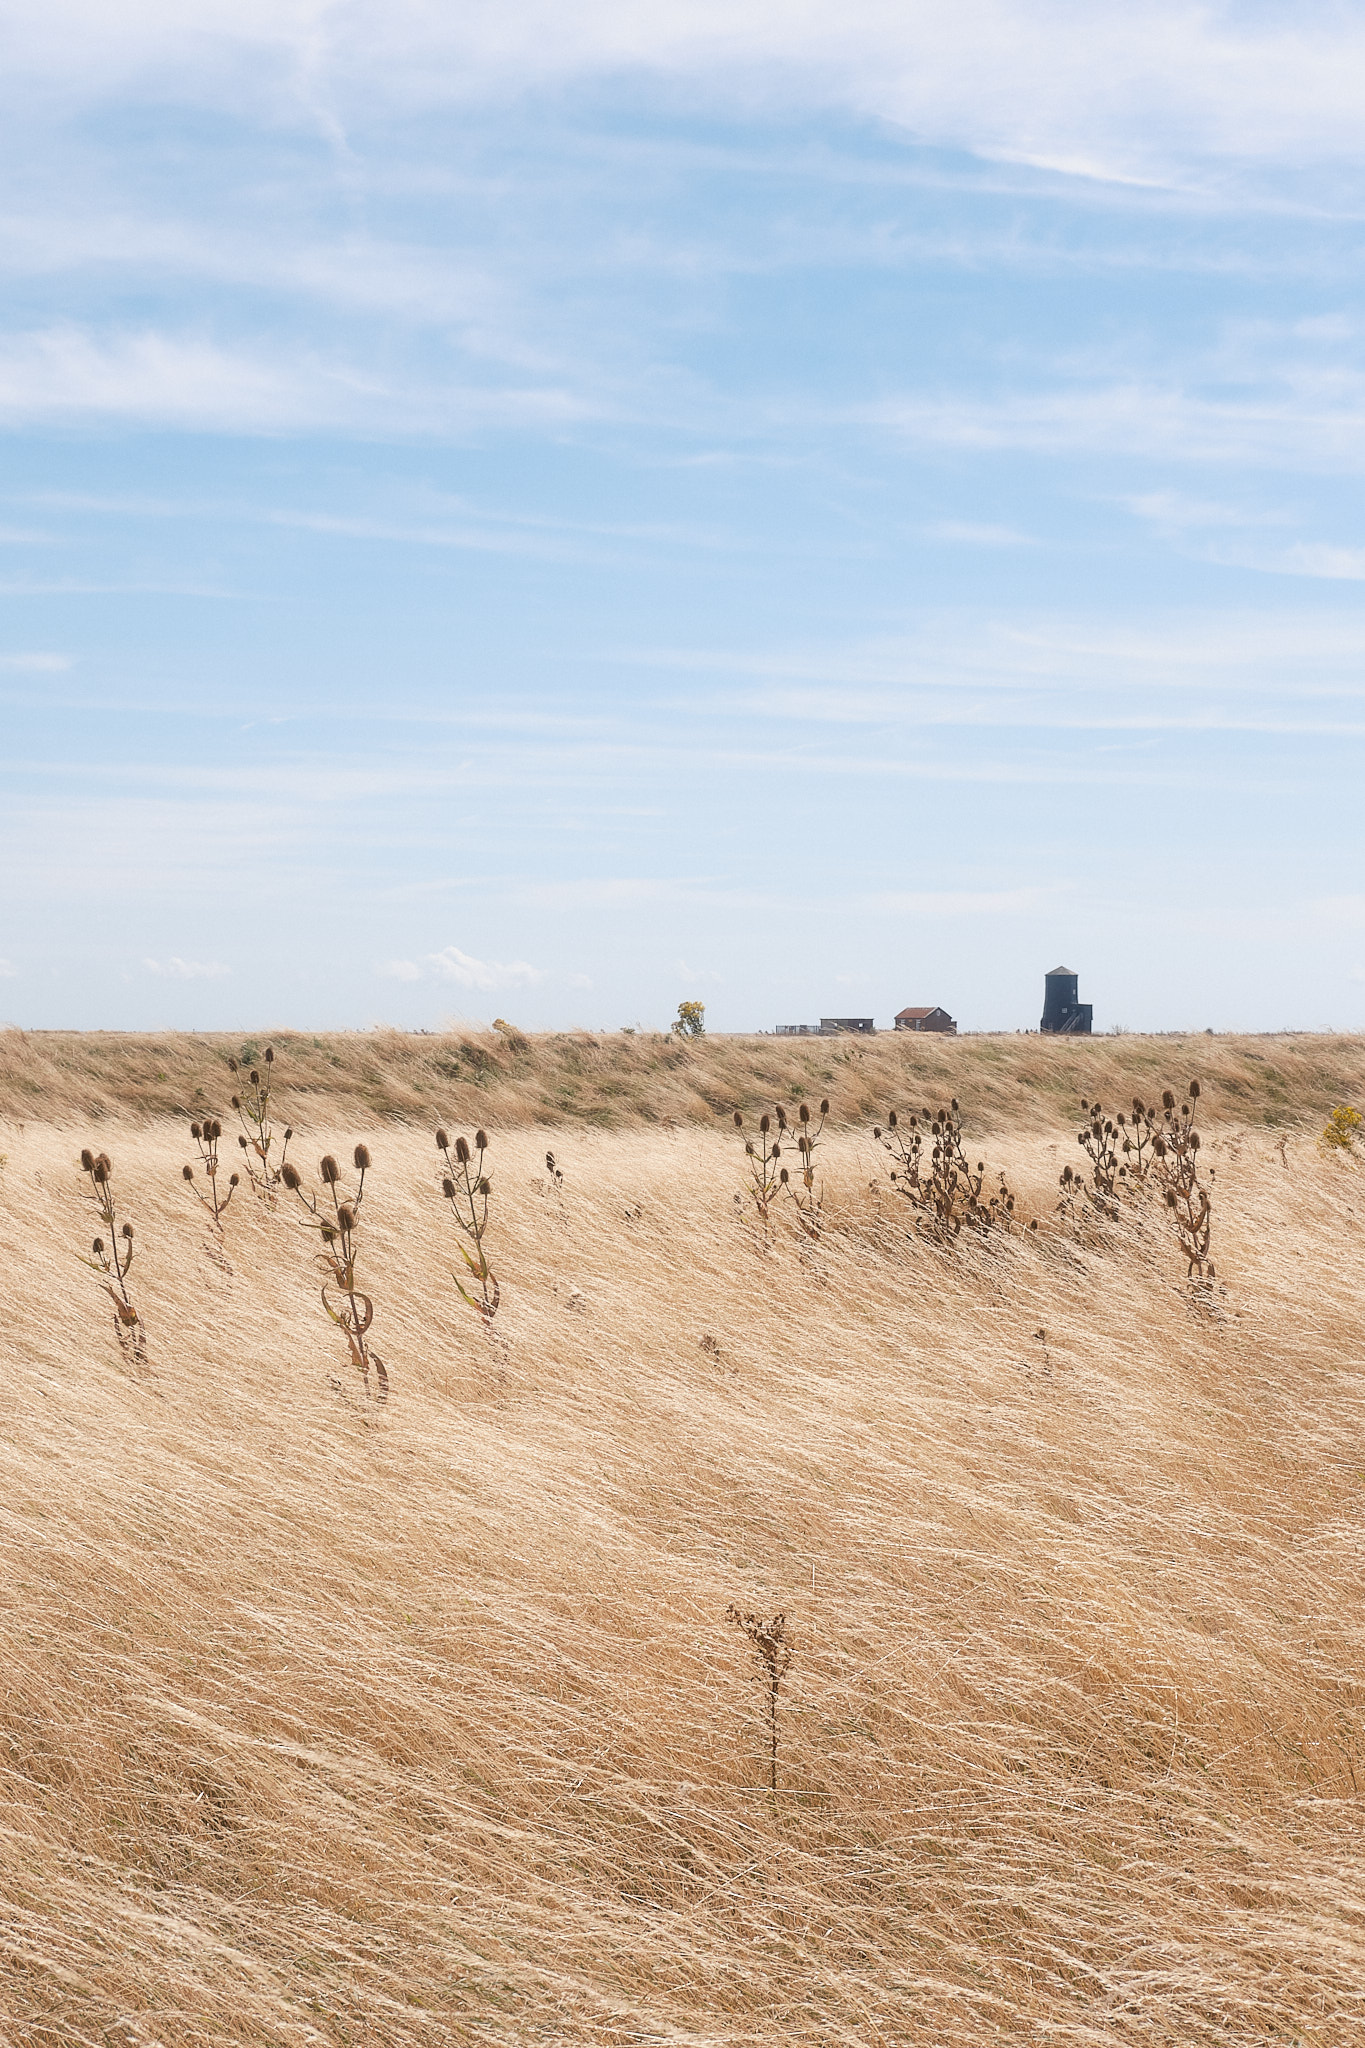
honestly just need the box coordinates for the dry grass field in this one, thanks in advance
[3,1033,1365,2045]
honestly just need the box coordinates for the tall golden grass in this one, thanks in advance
[2,1050,1363,2043]
[2,1024,1362,1131]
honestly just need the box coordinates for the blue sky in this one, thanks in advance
[3,1,1365,1032]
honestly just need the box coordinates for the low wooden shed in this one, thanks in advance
[894,1006,957,1034]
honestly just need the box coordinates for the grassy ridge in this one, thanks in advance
[2,1025,1363,1131]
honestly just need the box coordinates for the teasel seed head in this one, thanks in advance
[191,1121,202,1140]
[249,1069,260,1086]
[183,1164,194,1181]
[353,1144,371,1170]
[1153,1136,1166,1157]
[228,1057,238,1073]
[820,1099,829,1115]
[477,1176,491,1195]
[799,1102,810,1123]
[121,1222,133,1240]
[265,1046,274,1064]
[442,1176,456,1199]
[546,1151,556,1172]
[92,1237,104,1255]
[1188,1079,1201,1099]
[238,1134,247,1149]
[435,1127,449,1150]
[475,1129,488,1152]
[229,1172,239,1187]
[455,1135,470,1163]
[1162,1089,1176,1110]
[284,1127,293,1140]
[320,1155,340,1183]
[733,1110,743,1127]
[1190,1130,1200,1150]
[81,1147,95,1171]
[888,1110,898,1128]
[335,1205,355,1232]
[321,1223,336,1243]
[231,1094,241,1110]
[779,1167,789,1184]
[281,1162,301,1190]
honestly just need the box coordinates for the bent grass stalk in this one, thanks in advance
[281,1146,387,1399]
[77,1146,146,1362]
[436,1127,500,1324]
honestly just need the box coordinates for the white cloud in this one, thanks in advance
[12,4,1365,185]
[922,519,1035,547]
[0,326,597,435]
[0,957,16,977]
[378,945,545,990]
[143,956,230,978]
[0,651,70,670]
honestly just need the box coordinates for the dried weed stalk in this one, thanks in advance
[77,1147,146,1362]
[281,1146,387,1399]
[181,1117,239,1231]
[229,1046,293,1201]
[437,1127,500,1323]
[732,1109,783,1235]
[726,1605,794,1792]
[873,1101,1027,1243]
[778,1098,829,1239]
[1153,1082,1214,1280]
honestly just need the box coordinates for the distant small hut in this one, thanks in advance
[894,1006,957,1035]
[819,1017,876,1036]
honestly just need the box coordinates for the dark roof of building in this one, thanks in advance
[896,1005,952,1020]
[1047,965,1076,976]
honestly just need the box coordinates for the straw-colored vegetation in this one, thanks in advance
[2,1035,1365,2045]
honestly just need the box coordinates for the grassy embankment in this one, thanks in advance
[2,1031,1364,2044]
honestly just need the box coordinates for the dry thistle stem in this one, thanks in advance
[1153,1081,1214,1282]
[436,1127,500,1324]
[281,1144,387,1399]
[77,1147,146,1362]
[227,1045,293,1201]
[726,1605,794,1792]
[732,1108,785,1235]
[873,1100,1029,1243]
[779,1098,830,1239]
[182,1116,239,1231]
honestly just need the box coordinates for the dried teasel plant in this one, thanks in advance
[732,1109,784,1233]
[436,1127,500,1323]
[281,1145,387,1399]
[544,1149,564,1192]
[776,1098,829,1239]
[228,1045,293,1201]
[1152,1082,1214,1281]
[726,1605,794,1793]
[873,1101,1028,1244]
[1059,1094,1164,1225]
[181,1117,239,1231]
[77,1147,146,1362]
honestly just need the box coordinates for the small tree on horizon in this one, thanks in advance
[673,1000,706,1038]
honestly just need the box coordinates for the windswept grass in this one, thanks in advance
[1,1085,1363,2044]
[2,1025,1363,1133]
